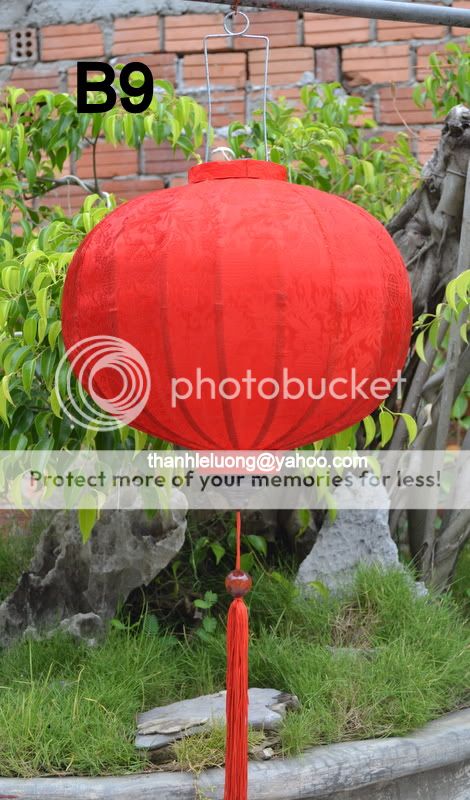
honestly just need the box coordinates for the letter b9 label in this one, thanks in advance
[76,62,154,113]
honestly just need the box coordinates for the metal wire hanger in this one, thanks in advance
[203,9,270,162]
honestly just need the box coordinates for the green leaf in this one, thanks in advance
[78,506,98,543]
[1,374,13,405]
[452,393,468,420]
[415,331,427,363]
[154,79,174,96]
[37,317,48,344]
[23,316,37,345]
[240,552,254,573]
[401,413,418,445]
[202,616,217,634]
[0,381,9,424]
[210,541,225,565]
[24,157,37,184]
[379,410,394,447]
[445,277,459,313]
[5,345,31,373]
[133,429,147,452]
[111,618,127,631]
[2,266,20,294]
[245,534,268,555]
[194,598,212,609]
[170,116,182,144]
[36,286,49,320]
[22,358,36,396]
[362,414,376,447]
[455,270,470,303]
[297,508,311,534]
[0,299,10,329]
[49,386,62,418]
[48,320,62,349]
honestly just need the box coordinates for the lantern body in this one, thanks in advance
[62,159,412,449]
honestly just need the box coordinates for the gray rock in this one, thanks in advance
[0,504,186,647]
[59,612,105,646]
[296,476,399,595]
[135,688,299,750]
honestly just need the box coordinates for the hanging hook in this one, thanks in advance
[224,9,250,35]
[203,10,270,163]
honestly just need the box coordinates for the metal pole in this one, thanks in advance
[186,0,470,27]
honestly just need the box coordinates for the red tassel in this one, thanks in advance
[224,511,252,800]
[225,596,249,800]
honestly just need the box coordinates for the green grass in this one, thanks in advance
[451,543,470,617]
[0,527,41,602]
[0,567,469,777]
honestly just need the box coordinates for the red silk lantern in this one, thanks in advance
[62,159,412,450]
[61,158,412,800]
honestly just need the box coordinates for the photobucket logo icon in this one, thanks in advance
[56,336,151,430]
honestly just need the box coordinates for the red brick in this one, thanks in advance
[112,15,160,56]
[111,54,177,84]
[343,44,410,85]
[143,141,197,175]
[416,43,450,80]
[249,85,303,114]
[199,90,245,126]
[379,87,435,125]
[41,23,104,61]
[451,0,470,36]
[0,31,8,64]
[249,46,314,84]
[183,52,246,89]
[304,12,370,45]
[233,11,298,49]
[377,19,447,41]
[10,65,61,92]
[102,177,165,201]
[418,127,441,162]
[270,85,303,106]
[75,141,138,180]
[315,47,340,82]
[164,14,229,52]
[182,90,244,128]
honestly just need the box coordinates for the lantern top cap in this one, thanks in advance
[189,159,288,184]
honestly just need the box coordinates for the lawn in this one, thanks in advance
[0,566,468,777]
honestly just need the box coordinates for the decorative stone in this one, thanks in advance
[59,612,105,647]
[0,503,186,647]
[135,688,299,750]
[296,476,401,595]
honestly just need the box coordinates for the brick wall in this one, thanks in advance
[0,3,468,203]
